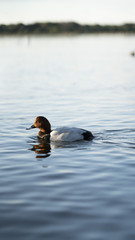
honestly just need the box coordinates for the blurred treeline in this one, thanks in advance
[0,22,135,34]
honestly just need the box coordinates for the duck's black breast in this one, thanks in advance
[82,130,94,141]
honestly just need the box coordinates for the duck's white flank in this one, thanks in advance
[50,127,86,142]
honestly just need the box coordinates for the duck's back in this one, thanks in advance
[50,127,93,142]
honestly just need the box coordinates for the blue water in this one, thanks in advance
[0,34,135,240]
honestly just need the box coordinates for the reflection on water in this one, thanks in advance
[29,138,51,158]
[28,136,93,159]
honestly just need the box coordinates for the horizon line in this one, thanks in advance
[0,21,135,26]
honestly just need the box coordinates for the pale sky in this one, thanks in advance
[0,0,135,25]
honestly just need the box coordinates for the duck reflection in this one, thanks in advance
[29,137,91,159]
[29,138,51,159]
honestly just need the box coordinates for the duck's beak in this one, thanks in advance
[26,124,36,130]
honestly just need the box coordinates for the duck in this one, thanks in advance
[26,116,94,142]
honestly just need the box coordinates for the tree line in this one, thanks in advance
[0,22,135,34]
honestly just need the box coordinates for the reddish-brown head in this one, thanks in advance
[33,116,51,134]
[26,116,51,134]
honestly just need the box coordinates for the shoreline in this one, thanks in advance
[0,22,135,35]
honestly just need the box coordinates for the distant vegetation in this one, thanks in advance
[0,22,135,34]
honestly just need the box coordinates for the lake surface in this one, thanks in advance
[0,34,135,240]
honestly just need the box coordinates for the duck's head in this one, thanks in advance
[26,116,51,134]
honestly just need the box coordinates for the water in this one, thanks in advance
[0,34,135,240]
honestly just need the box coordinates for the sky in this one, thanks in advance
[0,0,135,25]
